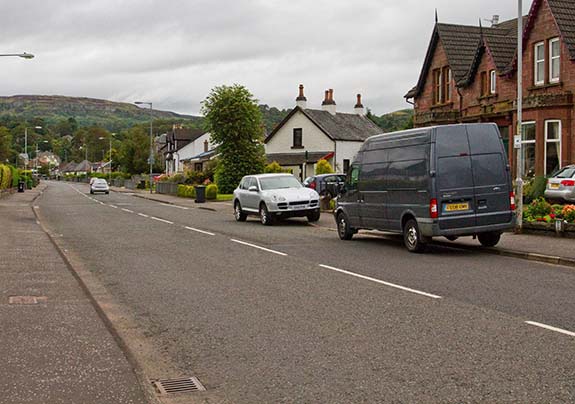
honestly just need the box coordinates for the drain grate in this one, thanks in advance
[151,377,206,395]
[9,296,48,305]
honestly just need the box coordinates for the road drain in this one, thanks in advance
[151,377,206,395]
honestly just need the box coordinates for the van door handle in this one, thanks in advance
[493,186,501,191]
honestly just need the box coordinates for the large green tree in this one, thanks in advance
[201,84,266,193]
[0,126,14,164]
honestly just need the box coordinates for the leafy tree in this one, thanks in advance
[202,84,266,193]
[117,126,150,174]
[315,159,334,175]
[0,126,14,164]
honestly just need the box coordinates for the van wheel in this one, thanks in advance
[337,212,354,240]
[234,201,247,222]
[403,219,426,253]
[259,203,275,226]
[478,232,501,247]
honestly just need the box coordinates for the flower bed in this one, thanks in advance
[522,198,575,237]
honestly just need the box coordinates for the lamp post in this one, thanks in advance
[0,52,34,59]
[24,126,42,171]
[135,101,153,194]
[99,133,115,182]
[515,0,524,231]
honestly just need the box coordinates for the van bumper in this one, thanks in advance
[418,214,516,237]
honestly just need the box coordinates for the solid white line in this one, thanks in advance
[184,226,215,236]
[230,239,287,256]
[138,213,149,218]
[121,208,134,213]
[161,203,189,210]
[109,204,118,209]
[318,264,442,299]
[525,321,575,337]
[150,216,173,224]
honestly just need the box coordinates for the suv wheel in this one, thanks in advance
[234,201,247,222]
[478,232,501,247]
[259,203,275,226]
[307,210,321,223]
[336,212,354,240]
[403,219,426,253]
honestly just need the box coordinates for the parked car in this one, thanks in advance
[544,165,575,202]
[335,123,516,252]
[90,178,110,194]
[233,173,320,225]
[303,174,346,199]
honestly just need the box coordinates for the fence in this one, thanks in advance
[156,182,179,195]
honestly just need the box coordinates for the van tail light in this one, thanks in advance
[430,198,438,219]
[561,180,575,187]
[510,192,516,211]
[309,181,316,190]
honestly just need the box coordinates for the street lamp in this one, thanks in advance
[99,133,115,182]
[24,126,42,171]
[135,101,153,194]
[515,0,524,231]
[0,52,34,59]
[79,145,88,162]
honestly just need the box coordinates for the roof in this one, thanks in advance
[182,148,217,162]
[266,151,332,165]
[168,128,205,142]
[265,106,382,144]
[545,0,575,59]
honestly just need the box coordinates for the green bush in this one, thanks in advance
[11,166,19,188]
[206,184,218,200]
[524,176,547,203]
[0,165,12,189]
[177,184,196,199]
[264,161,287,173]
[315,159,334,175]
[524,197,552,221]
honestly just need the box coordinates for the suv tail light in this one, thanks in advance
[561,180,575,187]
[510,192,516,211]
[430,198,438,219]
[309,180,316,190]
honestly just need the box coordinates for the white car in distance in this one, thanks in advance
[90,178,110,195]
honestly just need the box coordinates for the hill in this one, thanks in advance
[0,95,202,131]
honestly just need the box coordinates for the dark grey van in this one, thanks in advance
[334,123,516,252]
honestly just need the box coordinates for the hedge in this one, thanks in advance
[206,184,218,200]
[177,184,196,199]
[0,164,13,190]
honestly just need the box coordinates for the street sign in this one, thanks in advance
[513,135,521,149]
[147,155,155,165]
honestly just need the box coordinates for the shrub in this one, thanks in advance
[184,170,207,185]
[0,165,12,189]
[523,176,547,203]
[205,184,218,200]
[264,161,286,173]
[315,159,334,175]
[11,166,19,188]
[177,184,196,199]
[170,173,186,184]
[562,205,575,223]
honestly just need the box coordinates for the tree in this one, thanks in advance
[201,84,266,193]
[315,159,334,175]
[117,126,150,174]
[0,126,14,164]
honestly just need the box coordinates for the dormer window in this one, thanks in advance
[549,37,560,83]
[534,41,545,85]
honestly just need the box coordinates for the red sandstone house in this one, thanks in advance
[405,0,575,178]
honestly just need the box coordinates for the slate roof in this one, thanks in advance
[265,106,382,144]
[547,0,575,59]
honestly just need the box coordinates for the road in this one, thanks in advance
[37,181,575,403]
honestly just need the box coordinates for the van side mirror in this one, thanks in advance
[249,186,258,192]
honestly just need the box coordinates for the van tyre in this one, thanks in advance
[259,203,275,226]
[337,212,354,240]
[234,201,247,222]
[478,231,501,247]
[403,219,426,253]
[307,210,321,223]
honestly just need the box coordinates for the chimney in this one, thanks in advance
[354,94,365,116]
[322,88,337,115]
[492,14,499,25]
[296,84,307,109]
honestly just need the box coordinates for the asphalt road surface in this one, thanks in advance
[37,181,575,403]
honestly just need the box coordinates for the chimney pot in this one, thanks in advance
[296,84,307,108]
[492,14,499,25]
[354,93,365,116]
[321,90,330,105]
[322,89,337,115]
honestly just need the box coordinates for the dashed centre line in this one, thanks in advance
[138,213,149,218]
[150,216,174,225]
[184,226,215,236]
[230,239,287,256]
[525,321,575,337]
[109,204,118,209]
[121,208,134,213]
[318,264,442,299]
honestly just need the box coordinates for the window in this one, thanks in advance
[480,71,488,96]
[343,159,350,174]
[433,68,442,104]
[549,38,560,83]
[194,163,203,171]
[347,166,360,190]
[443,67,451,102]
[534,42,545,85]
[545,120,561,175]
[490,70,496,94]
[292,128,303,148]
[521,122,536,177]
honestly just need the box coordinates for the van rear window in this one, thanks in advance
[436,126,470,157]
[437,156,473,190]
[467,124,503,155]
[471,154,507,186]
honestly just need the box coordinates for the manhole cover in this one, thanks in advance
[9,296,48,305]
[151,377,205,395]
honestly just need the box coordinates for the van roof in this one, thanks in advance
[365,122,497,143]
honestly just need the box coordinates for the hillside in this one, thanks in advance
[0,95,202,131]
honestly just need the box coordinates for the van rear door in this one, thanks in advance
[435,126,476,230]
[467,124,512,226]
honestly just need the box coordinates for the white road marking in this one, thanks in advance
[525,321,575,337]
[160,203,189,210]
[230,239,287,256]
[150,216,173,224]
[109,204,118,209]
[318,264,442,299]
[184,226,215,236]
[138,213,149,218]
[121,208,134,213]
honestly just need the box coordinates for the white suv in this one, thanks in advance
[233,174,320,225]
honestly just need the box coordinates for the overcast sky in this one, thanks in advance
[0,0,531,116]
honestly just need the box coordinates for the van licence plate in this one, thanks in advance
[444,202,469,212]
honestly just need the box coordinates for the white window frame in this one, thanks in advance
[544,119,561,176]
[521,121,536,177]
[549,37,560,83]
[490,70,496,94]
[534,41,545,85]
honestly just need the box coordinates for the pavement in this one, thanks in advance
[0,184,152,404]
[112,185,575,268]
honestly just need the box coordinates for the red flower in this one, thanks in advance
[550,213,556,219]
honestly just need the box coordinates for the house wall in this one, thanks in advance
[335,141,363,173]
[415,41,456,113]
[265,110,334,154]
